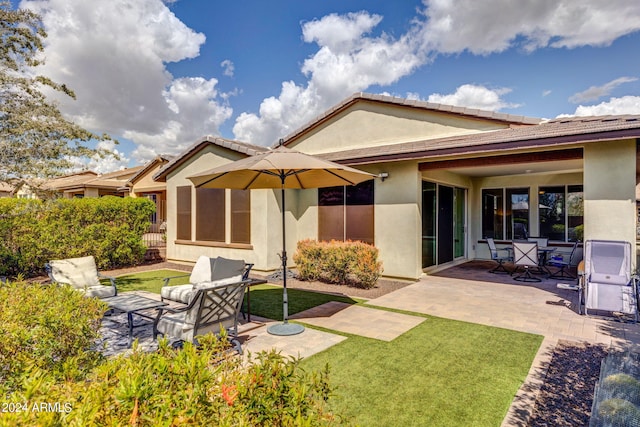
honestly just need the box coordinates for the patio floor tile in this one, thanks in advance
[290,302,426,341]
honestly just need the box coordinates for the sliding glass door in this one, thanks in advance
[422,181,466,268]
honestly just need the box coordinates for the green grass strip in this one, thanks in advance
[115,269,190,294]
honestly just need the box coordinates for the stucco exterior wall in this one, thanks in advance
[131,163,167,195]
[583,140,637,267]
[293,161,423,280]
[165,146,285,271]
[373,161,423,279]
[289,101,510,155]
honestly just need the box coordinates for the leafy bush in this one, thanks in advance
[293,239,383,288]
[0,196,155,277]
[0,279,107,394]
[1,335,338,426]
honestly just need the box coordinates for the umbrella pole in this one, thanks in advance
[267,181,304,336]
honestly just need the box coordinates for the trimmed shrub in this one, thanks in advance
[0,196,155,277]
[1,336,338,426]
[0,280,107,394]
[293,239,383,288]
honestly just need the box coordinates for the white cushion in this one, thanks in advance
[162,275,244,305]
[161,284,194,304]
[189,256,216,285]
[83,285,116,299]
[193,275,243,291]
[49,256,101,289]
[211,257,246,281]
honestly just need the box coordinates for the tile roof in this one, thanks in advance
[126,155,174,186]
[278,92,541,148]
[317,115,640,164]
[154,135,268,182]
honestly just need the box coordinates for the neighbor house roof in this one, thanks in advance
[154,135,268,182]
[126,155,174,186]
[278,92,542,148]
[45,167,143,192]
[42,171,99,191]
[316,115,640,165]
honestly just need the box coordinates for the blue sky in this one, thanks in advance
[17,0,640,171]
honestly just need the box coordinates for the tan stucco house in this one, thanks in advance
[125,155,172,232]
[44,168,143,198]
[155,93,640,280]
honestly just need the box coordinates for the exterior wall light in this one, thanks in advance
[378,172,389,181]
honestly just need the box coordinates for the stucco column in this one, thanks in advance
[583,140,637,267]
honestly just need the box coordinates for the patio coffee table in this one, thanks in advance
[106,294,168,347]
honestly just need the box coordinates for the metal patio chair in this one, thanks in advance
[154,279,249,353]
[547,241,580,280]
[486,238,513,274]
[582,240,638,322]
[512,241,541,282]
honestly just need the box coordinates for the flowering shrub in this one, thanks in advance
[1,335,338,426]
[293,239,383,288]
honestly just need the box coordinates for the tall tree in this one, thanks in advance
[0,1,114,195]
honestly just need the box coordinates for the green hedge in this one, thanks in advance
[0,196,155,277]
[293,239,383,288]
[0,280,107,394]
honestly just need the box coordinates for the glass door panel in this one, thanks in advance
[454,187,465,258]
[422,181,436,268]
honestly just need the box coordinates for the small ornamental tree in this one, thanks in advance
[0,2,116,196]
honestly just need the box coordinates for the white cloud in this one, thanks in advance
[234,3,640,146]
[427,84,519,111]
[87,140,131,173]
[221,59,235,77]
[565,96,640,116]
[233,11,422,146]
[414,0,640,55]
[569,77,638,103]
[21,0,232,166]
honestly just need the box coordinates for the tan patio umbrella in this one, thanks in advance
[188,143,375,336]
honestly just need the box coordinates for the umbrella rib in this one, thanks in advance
[243,171,263,190]
[324,169,359,185]
[195,172,227,188]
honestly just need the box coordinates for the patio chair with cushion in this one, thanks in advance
[581,240,637,322]
[154,279,248,353]
[486,238,513,274]
[160,255,252,305]
[45,255,117,298]
[512,241,541,282]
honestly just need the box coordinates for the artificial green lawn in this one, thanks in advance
[114,269,190,294]
[116,269,543,426]
[246,284,363,320]
[302,315,543,427]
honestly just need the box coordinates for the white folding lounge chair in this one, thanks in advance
[582,240,638,322]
